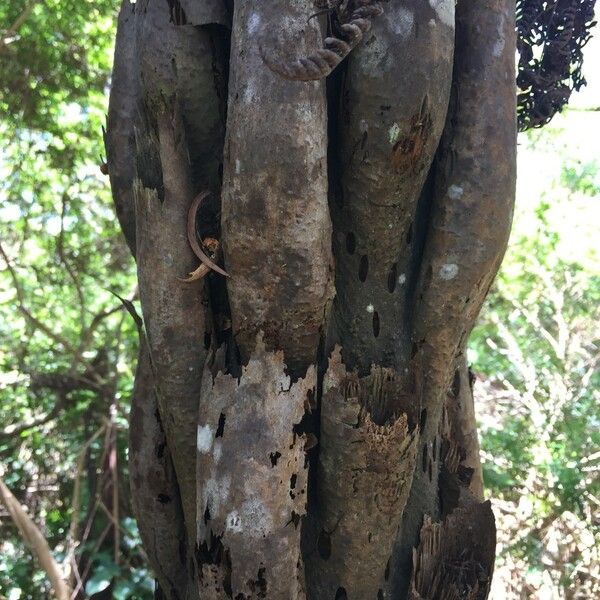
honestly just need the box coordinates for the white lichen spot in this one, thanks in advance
[388,7,414,38]
[360,119,369,134]
[429,0,455,28]
[439,263,459,280]
[212,440,222,463]
[202,474,231,520]
[447,184,464,200]
[240,498,274,537]
[226,510,243,533]
[389,123,401,145]
[248,13,261,35]
[197,424,214,454]
[493,19,506,57]
[398,273,407,285]
[235,159,241,174]
[428,19,436,28]
[366,304,375,314]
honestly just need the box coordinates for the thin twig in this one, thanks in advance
[0,240,75,352]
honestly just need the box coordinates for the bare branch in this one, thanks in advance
[0,473,72,600]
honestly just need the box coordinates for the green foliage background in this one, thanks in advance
[0,2,598,599]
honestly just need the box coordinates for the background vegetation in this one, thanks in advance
[0,2,598,598]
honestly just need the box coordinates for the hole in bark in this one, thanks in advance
[452,370,461,397]
[360,130,368,149]
[218,162,224,185]
[378,590,384,600]
[384,558,390,580]
[419,408,427,430]
[196,532,231,593]
[345,232,356,254]
[290,473,297,498]
[215,413,226,438]
[433,437,437,461]
[246,567,267,596]
[358,255,369,282]
[335,587,348,600]
[317,529,332,560]
[157,493,171,504]
[204,331,212,350]
[411,342,419,358]
[387,263,398,293]
[167,0,188,25]
[423,264,433,293]
[422,445,428,473]
[179,538,186,565]
[372,311,380,337]
[204,504,211,524]
[155,441,166,459]
[269,451,281,467]
[428,458,433,482]
[287,511,301,528]
[406,222,413,245]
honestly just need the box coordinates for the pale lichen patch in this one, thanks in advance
[439,263,459,280]
[388,122,401,145]
[447,184,464,200]
[197,424,214,453]
[429,0,455,28]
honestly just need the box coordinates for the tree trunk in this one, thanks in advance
[105,1,516,598]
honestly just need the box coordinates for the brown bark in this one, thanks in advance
[132,0,229,552]
[390,0,516,593]
[129,341,191,600]
[104,0,518,598]
[221,0,333,377]
[328,0,454,380]
[305,349,419,598]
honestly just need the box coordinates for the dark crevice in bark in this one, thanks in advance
[129,340,190,600]
[390,0,517,594]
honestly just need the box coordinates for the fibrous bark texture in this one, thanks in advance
[105,0,518,598]
[305,348,419,598]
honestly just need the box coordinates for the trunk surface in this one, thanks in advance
[105,1,517,598]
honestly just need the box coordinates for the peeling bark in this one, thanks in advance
[196,338,313,599]
[305,348,419,599]
[444,356,485,501]
[409,499,496,600]
[221,0,333,376]
[129,341,190,600]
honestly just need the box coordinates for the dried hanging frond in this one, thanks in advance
[517,0,597,131]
